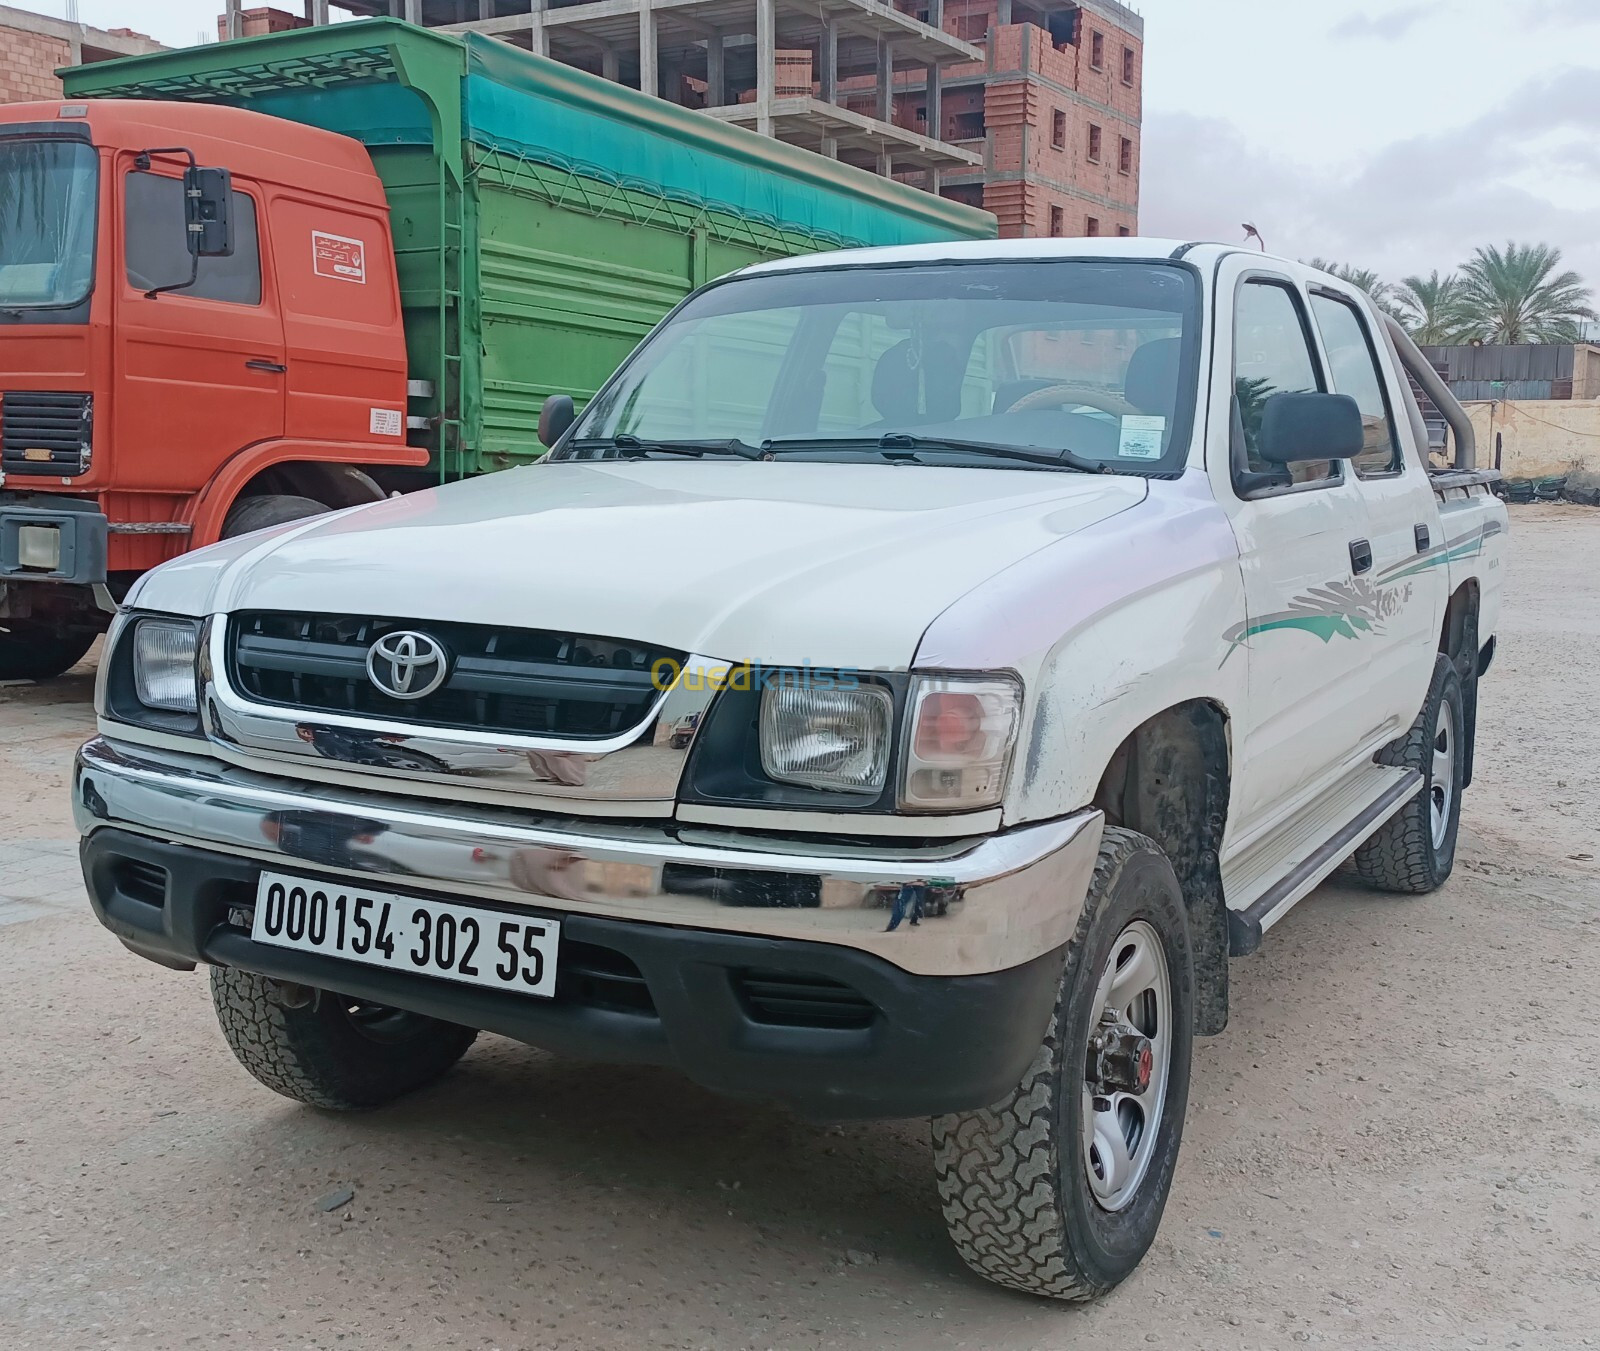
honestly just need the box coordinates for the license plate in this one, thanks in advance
[250,870,559,997]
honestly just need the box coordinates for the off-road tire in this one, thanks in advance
[222,494,329,538]
[210,967,478,1110]
[0,625,96,681]
[932,827,1194,1300]
[1349,653,1463,894]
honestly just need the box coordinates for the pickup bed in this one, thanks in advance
[75,240,1506,1301]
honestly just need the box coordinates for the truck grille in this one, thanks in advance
[0,391,92,476]
[229,612,682,740]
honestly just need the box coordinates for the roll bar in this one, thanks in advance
[1384,315,1476,470]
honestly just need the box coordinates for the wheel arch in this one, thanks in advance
[187,440,426,546]
[1091,699,1233,1035]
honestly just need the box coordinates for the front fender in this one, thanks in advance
[914,472,1247,823]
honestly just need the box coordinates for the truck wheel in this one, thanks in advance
[1349,653,1463,894]
[0,624,97,681]
[932,827,1194,1300]
[222,494,329,538]
[210,966,478,1110]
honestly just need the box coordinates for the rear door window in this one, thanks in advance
[124,170,262,304]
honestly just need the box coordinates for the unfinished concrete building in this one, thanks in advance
[220,0,1142,236]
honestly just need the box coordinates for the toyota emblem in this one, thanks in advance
[366,630,450,700]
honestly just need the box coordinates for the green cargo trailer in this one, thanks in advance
[62,18,996,480]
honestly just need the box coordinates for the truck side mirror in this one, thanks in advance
[1257,392,1364,464]
[184,165,233,257]
[538,395,575,448]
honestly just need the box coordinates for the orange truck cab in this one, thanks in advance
[0,99,421,677]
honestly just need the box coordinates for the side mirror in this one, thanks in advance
[184,165,233,257]
[538,394,575,448]
[1258,392,1365,464]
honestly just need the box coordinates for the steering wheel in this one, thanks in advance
[1006,383,1138,417]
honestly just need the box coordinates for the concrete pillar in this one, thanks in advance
[529,0,548,57]
[876,37,893,123]
[756,0,775,137]
[877,147,893,177]
[925,63,941,139]
[309,0,330,25]
[706,31,725,106]
[224,0,242,40]
[639,0,658,97]
[819,19,837,103]
[403,0,421,24]
[602,47,620,82]
[478,0,492,17]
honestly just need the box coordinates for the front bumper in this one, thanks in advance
[0,500,107,584]
[73,737,1102,978]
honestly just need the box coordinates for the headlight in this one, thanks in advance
[132,617,200,713]
[759,682,894,794]
[900,675,1021,811]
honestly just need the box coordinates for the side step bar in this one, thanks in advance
[1227,769,1424,956]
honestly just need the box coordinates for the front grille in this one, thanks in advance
[230,612,683,740]
[735,969,877,1030]
[1,391,91,476]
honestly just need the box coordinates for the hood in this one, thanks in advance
[135,461,1146,668]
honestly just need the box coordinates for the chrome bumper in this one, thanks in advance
[73,737,1102,977]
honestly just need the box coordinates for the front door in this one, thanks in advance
[1216,267,1387,835]
[113,157,283,495]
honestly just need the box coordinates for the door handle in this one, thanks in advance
[1415,523,1431,552]
[1349,539,1373,575]
[245,359,287,373]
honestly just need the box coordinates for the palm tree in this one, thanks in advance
[1393,271,1480,346]
[1302,258,1403,319]
[1458,242,1595,344]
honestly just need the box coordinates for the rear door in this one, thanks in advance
[113,157,284,492]
[1305,286,1445,734]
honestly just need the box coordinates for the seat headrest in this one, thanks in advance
[1124,337,1182,417]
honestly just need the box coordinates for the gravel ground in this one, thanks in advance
[2,504,1597,1351]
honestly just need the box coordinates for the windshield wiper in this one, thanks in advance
[762,434,1108,474]
[568,434,765,460]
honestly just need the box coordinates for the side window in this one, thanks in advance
[1309,292,1402,477]
[124,171,262,305]
[1233,280,1334,486]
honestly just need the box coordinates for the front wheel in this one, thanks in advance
[210,967,478,1109]
[0,623,97,680]
[932,827,1194,1300]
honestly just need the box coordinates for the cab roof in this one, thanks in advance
[0,100,387,210]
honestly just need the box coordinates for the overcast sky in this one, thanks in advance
[42,0,1600,293]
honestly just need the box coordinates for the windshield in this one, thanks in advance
[561,260,1201,471]
[0,139,98,310]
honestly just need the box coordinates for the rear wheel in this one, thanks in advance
[210,966,478,1110]
[932,827,1194,1300]
[1349,653,1463,894]
[0,623,97,680]
[222,494,329,539]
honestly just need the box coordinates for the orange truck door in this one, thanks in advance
[270,192,408,447]
[113,157,284,493]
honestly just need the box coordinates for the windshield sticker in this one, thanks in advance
[1118,415,1165,459]
[312,230,366,283]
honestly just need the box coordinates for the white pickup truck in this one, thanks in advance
[76,240,1506,1300]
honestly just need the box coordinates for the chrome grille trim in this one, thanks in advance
[197,618,721,804]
